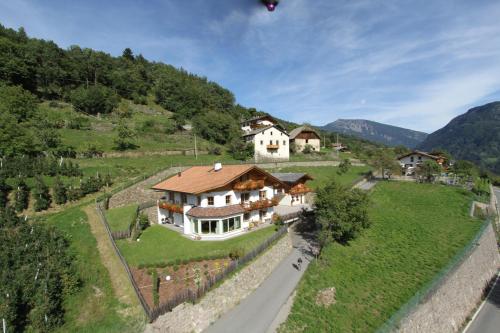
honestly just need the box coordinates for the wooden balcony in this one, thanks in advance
[158,201,184,214]
[233,179,265,191]
[267,144,279,150]
[289,183,313,195]
[241,197,279,212]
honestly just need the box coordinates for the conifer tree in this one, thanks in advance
[53,177,67,205]
[14,178,30,212]
[33,177,51,211]
[0,177,12,207]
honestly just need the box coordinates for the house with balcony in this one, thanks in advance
[241,115,290,162]
[151,163,287,240]
[271,173,314,206]
[397,151,447,176]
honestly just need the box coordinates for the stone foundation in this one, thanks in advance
[144,232,293,333]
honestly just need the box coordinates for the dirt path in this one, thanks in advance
[83,205,143,319]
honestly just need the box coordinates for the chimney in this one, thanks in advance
[214,162,222,171]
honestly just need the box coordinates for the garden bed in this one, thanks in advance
[132,258,231,308]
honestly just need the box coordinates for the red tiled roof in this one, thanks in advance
[186,205,246,218]
[152,164,285,194]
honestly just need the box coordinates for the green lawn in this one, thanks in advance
[281,182,482,333]
[271,165,371,189]
[105,204,138,232]
[45,208,141,333]
[117,225,278,267]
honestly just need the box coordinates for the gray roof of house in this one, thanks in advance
[288,126,320,139]
[242,125,288,137]
[271,173,308,183]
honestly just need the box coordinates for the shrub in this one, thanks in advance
[208,146,222,155]
[53,177,68,205]
[14,178,30,212]
[303,144,313,154]
[70,85,120,115]
[33,177,51,211]
[138,213,150,231]
[229,247,245,260]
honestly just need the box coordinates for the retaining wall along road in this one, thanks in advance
[390,222,500,333]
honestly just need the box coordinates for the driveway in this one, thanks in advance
[204,229,315,333]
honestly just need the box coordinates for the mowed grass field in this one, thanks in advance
[117,225,278,267]
[45,207,142,333]
[281,182,482,333]
[271,165,371,189]
[105,204,138,232]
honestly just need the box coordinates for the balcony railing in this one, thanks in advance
[233,179,265,191]
[267,144,279,150]
[241,197,279,212]
[158,200,184,214]
[289,183,313,195]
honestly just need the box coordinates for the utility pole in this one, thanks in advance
[336,133,339,158]
[194,134,198,160]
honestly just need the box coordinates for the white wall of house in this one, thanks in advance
[398,154,433,168]
[294,138,321,152]
[252,127,289,162]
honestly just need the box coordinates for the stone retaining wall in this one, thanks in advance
[144,232,293,333]
[395,223,500,333]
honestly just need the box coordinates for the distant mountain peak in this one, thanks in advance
[320,119,428,148]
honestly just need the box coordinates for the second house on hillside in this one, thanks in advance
[241,115,290,162]
[397,150,448,176]
[289,126,321,152]
[152,164,286,240]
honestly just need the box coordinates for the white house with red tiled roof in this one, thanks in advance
[152,164,287,240]
[397,151,447,176]
[241,116,290,162]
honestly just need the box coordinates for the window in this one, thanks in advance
[260,140,263,145]
[201,220,218,234]
[244,213,250,221]
[221,217,241,233]
[208,196,214,206]
[181,193,187,204]
[259,190,266,200]
[241,193,250,203]
[169,191,174,201]
[418,156,422,160]
[192,219,199,233]
[276,140,279,145]
[225,195,231,205]
[197,196,201,206]
[283,140,286,145]
[270,131,273,135]
[269,140,273,145]
[410,156,414,162]
[306,139,309,143]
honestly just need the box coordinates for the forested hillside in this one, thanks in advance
[418,102,500,174]
[0,23,261,158]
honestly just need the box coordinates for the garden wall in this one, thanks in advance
[144,232,293,333]
[392,222,499,333]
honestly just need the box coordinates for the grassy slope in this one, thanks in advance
[271,165,372,189]
[117,225,278,267]
[281,182,482,332]
[39,100,216,153]
[105,204,139,232]
[45,207,141,333]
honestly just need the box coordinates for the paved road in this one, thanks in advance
[355,179,378,191]
[204,230,315,333]
[464,187,500,333]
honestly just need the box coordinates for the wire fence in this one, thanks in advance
[95,199,288,322]
[375,217,492,333]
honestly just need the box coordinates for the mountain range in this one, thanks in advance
[320,119,428,148]
[418,101,500,174]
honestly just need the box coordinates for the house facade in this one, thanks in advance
[152,164,286,240]
[271,173,313,206]
[398,151,446,175]
[241,116,290,162]
[289,126,321,152]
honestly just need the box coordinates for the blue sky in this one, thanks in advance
[1,0,500,132]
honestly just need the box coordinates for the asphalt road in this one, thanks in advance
[204,231,314,333]
[464,187,500,333]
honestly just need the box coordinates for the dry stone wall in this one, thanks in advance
[144,232,293,333]
[396,223,500,333]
